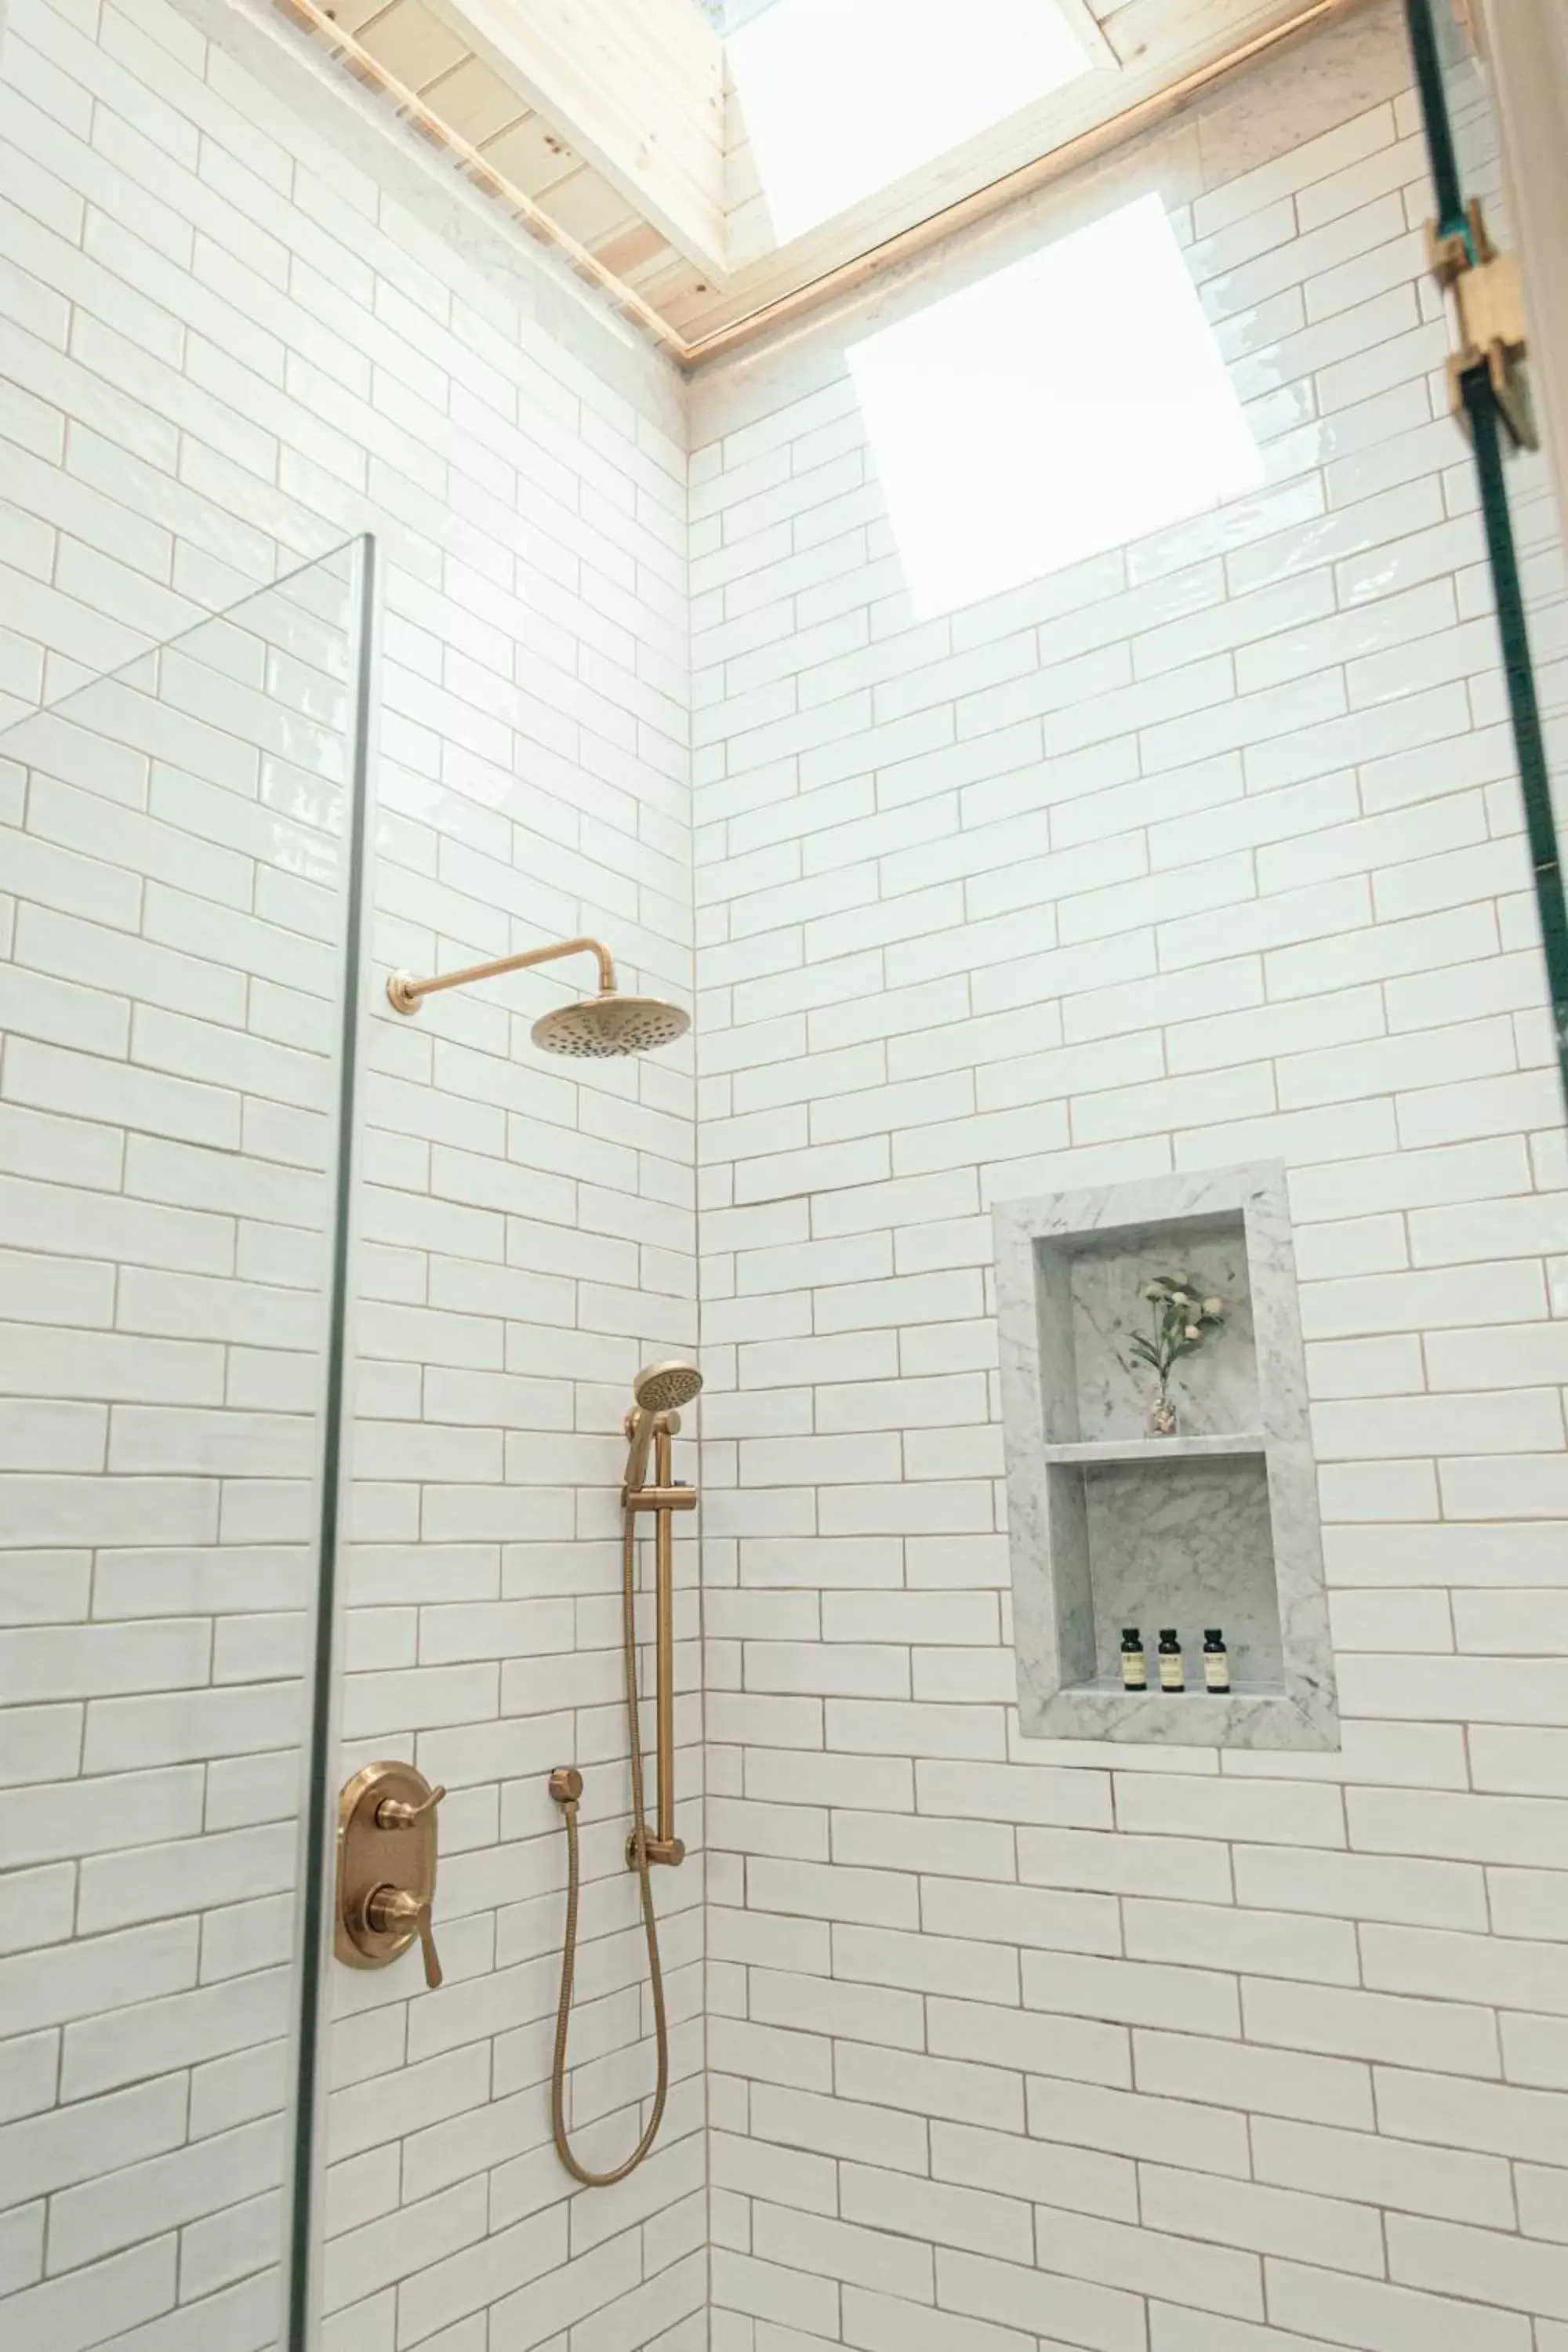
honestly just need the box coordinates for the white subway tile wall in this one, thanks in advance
[5,0,1568,2344]
[690,9,1568,2351]
[0,0,699,2346]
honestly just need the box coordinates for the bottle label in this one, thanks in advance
[1122,1656,1147,1690]
[1158,1653,1184,1690]
[1204,1655,1231,1692]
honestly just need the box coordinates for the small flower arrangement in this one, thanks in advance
[1127,1272,1225,1436]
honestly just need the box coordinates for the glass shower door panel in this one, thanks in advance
[0,546,367,2352]
[1406,0,1568,1109]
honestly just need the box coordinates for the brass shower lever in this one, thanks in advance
[376,1783,445,1829]
[364,1887,443,1989]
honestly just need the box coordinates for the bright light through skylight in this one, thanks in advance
[728,0,1097,245]
[847,193,1265,619]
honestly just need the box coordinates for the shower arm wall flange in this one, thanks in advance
[387,935,616,1015]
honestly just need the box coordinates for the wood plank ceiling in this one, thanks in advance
[275,0,1372,366]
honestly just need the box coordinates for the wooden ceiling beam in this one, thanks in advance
[420,0,728,281]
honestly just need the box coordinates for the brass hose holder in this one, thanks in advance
[551,1766,684,1869]
[630,1830,686,1868]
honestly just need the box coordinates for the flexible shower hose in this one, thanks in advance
[550,1508,670,2185]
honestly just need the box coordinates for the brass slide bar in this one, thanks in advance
[652,1417,681,1864]
[387,935,615,1015]
[548,1363,699,2177]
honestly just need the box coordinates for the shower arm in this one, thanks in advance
[387,935,616,1016]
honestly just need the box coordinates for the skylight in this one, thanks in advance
[847,192,1265,620]
[727,0,1099,245]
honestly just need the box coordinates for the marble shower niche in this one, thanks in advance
[994,1163,1338,1750]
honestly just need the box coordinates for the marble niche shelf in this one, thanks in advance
[1040,1432,1266,1465]
[993,1162,1338,1753]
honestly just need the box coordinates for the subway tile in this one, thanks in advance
[1253,2111,1512,2225]
[1024,1947,1240,2038]
[1141,2161,1385,2276]
[1266,2256,1532,2352]
[938,2243,1148,2350]
[1123,1898,1359,1986]
[1242,1976,1500,2078]
[0,2238,176,2352]
[930,1993,1128,2090]
[750,2081,927,2174]
[1114,1775,1345,1848]
[1134,2029,1374,2128]
[1231,1845,1485,1931]
[1387,2211,1568,2321]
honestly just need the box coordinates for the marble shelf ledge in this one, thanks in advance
[1041,1432,1266,1465]
[1069,1675,1283,1700]
[1029,1679,1315,1751]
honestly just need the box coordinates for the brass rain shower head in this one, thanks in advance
[532,996,689,1058]
[386,935,690,1058]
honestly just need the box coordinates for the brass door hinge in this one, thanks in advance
[1428,196,1537,450]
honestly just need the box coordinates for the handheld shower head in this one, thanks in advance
[623,1359,703,1495]
[633,1360,704,1416]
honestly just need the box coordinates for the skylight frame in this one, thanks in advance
[724,0,1120,253]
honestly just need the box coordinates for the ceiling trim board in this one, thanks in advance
[273,0,1381,373]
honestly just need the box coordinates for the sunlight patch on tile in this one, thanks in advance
[848,192,1265,619]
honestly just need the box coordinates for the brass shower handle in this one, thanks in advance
[376,1784,445,1829]
[365,1886,443,1989]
